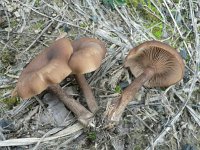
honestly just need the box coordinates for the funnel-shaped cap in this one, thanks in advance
[125,41,185,87]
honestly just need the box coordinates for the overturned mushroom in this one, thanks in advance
[105,41,185,123]
[13,38,94,126]
[69,37,106,113]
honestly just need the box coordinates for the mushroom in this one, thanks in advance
[69,38,106,113]
[105,40,185,123]
[13,38,94,126]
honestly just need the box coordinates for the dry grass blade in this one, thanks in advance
[187,106,200,126]
[0,123,83,147]
[0,0,199,149]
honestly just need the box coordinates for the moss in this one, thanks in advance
[0,49,16,66]
[187,32,195,44]
[35,0,41,7]
[152,24,163,39]
[127,0,163,38]
[114,85,122,93]
[79,22,88,28]
[32,20,45,30]
[87,131,97,141]
[10,18,18,28]
[1,97,20,109]
[134,145,142,150]
[126,0,161,21]
[171,0,179,3]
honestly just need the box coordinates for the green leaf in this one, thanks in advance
[115,85,122,93]
[87,131,97,141]
[152,24,163,39]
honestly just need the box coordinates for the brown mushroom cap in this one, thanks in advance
[69,38,106,74]
[15,38,73,99]
[125,41,185,87]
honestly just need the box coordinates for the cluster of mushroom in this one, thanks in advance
[12,37,106,127]
[13,37,185,128]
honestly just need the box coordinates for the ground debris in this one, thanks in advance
[0,0,199,149]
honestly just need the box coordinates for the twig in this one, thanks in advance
[0,123,83,146]
[188,0,200,66]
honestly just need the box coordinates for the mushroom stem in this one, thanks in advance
[107,68,155,122]
[75,74,98,113]
[48,84,94,126]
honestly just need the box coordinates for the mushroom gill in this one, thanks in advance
[105,40,185,125]
[125,45,184,87]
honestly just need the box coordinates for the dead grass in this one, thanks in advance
[0,0,200,149]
